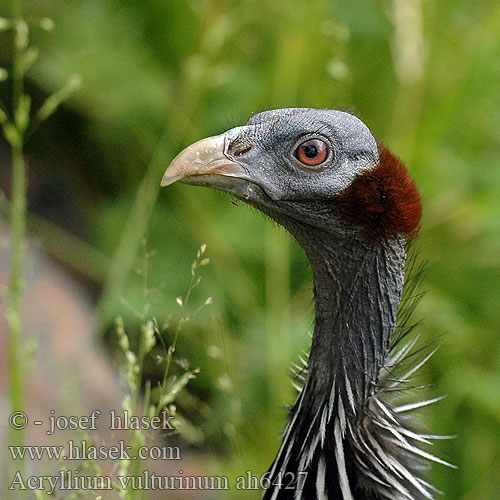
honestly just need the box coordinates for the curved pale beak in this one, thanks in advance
[161,133,249,189]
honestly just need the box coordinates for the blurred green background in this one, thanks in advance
[1,0,499,499]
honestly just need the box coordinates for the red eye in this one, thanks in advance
[294,138,328,167]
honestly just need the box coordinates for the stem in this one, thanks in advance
[7,144,26,419]
[95,133,172,332]
[6,0,27,492]
[95,96,200,334]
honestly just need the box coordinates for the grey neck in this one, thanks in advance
[296,227,406,416]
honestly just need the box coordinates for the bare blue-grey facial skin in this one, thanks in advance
[226,108,378,202]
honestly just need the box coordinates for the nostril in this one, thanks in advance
[227,137,253,158]
[233,145,252,157]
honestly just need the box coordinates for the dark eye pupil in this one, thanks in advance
[303,144,318,158]
[294,138,329,167]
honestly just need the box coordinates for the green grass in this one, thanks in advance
[1,0,500,499]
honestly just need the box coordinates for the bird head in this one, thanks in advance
[161,108,421,241]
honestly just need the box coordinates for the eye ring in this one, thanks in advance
[292,136,332,169]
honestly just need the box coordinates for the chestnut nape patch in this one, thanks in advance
[337,143,422,240]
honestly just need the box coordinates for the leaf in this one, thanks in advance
[20,47,39,74]
[35,74,82,123]
[2,122,21,148]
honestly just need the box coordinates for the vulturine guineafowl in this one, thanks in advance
[161,108,452,500]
